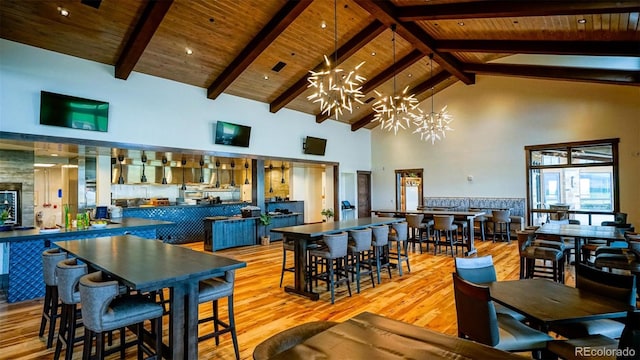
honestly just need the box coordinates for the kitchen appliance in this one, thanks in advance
[109,206,123,219]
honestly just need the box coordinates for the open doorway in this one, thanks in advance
[395,169,424,211]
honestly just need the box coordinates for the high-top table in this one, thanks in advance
[269,312,525,359]
[55,235,246,360]
[271,217,403,300]
[372,209,486,256]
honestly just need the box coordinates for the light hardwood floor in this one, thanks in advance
[0,238,576,359]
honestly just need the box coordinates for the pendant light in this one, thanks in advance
[180,158,187,190]
[230,160,236,187]
[199,157,205,183]
[140,152,147,183]
[268,162,273,193]
[280,162,285,184]
[215,159,220,188]
[117,154,125,184]
[161,156,168,184]
[244,160,249,185]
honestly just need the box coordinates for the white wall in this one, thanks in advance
[0,39,372,175]
[371,75,640,225]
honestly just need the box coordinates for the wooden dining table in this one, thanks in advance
[372,209,486,256]
[488,279,631,332]
[54,235,246,360]
[271,217,403,300]
[269,311,525,359]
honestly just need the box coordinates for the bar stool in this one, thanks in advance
[347,228,375,293]
[308,232,352,304]
[279,237,295,287]
[432,215,461,257]
[198,270,240,360]
[40,248,67,349]
[54,257,87,360]
[388,221,410,276]
[492,209,512,243]
[406,214,432,253]
[371,225,392,284]
[79,271,163,360]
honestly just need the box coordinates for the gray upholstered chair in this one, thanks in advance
[388,221,410,276]
[433,215,461,257]
[492,209,512,243]
[40,248,67,349]
[198,270,240,360]
[370,225,392,284]
[549,264,636,340]
[452,273,553,357]
[405,214,432,253]
[79,271,163,360]
[347,227,375,293]
[54,258,87,360]
[279,237,295,287]
[309,232,352,304]
[454,255,526,322]
[252,321,339,360]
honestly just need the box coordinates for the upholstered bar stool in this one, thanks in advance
[40,248,67,349]
[308,232,352,304]
[347,228,375,293]
[516,230,565,283]
[406,214,432,253]
[388,221,410,276]
[79,271,163,360]
[492,209,512,243]
[198,270,240,360]
[54,258,87,360]
[432,215,460,257]
[370,225,392,284]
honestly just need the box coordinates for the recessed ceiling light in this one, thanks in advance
[458,21,464,26]
[264,75,269,80]
[321,21,327,29]
[50,153,58,157]
[57,7,69,17]
[371,52,376,56]
[407,73,412,78]
[185,48,193,55]
[62,164,79,168]
[577,18,587,24]
[34,163,55,168]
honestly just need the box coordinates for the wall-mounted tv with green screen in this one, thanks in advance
[40,91,109,132]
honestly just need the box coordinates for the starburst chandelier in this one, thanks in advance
[371,24,419,135]
[412,54,454,144]
[307,0,365,120]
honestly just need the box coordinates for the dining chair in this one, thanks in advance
[405,214,433,253]
[347,228,375,293]
[491,209,512,243]
[252,321,339,360]
[79,271,163,360]
[454,256,526,322]
[388,221,410,276]
[432,215,461,257]
[40,248,67,349]
[452,273,553,358]
[54,258,87,360]
[549,264,637,340]
[516,230,565,283]
[198,270,240,360]
[593,232,640,280]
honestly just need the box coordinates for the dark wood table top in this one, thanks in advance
[535,223,625,241]
[373,209,485,218]
[54,235,246,291]
[270,312,524,360]
[488,279,631,326]
[270,217,403,239]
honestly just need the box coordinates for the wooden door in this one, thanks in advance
[357,171,371,218]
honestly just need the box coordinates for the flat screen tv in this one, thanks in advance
[214,121,251,147]
[303,136,327,156]
[40,91,109,132]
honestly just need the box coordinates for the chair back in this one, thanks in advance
[405,214,424,228]
[492,210,511,223]
[615,212,628,224]
[322,232,348,258]
[56,258,87,305]
[516,230,536,256]
[371,225,389,246]
[348,228,372,252]
[42,248,67,286]
[576,264,637,307]
[433,215,454,231]
[390,222,408,242]
[452,273,500,347]
[454,255,497,284]
[79,271,119,332]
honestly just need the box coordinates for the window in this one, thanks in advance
[525,139,619,226]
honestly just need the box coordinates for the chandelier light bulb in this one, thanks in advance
[413,55,454,144]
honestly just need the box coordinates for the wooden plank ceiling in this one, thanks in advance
[1,0,639,131]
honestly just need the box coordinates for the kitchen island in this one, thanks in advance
[0,217,172,303]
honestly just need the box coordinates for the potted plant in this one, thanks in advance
[259,213,272,245]
[0,209,9,225]
[321,208,334,222]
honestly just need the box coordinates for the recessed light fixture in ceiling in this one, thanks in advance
[185,48,193,55]
[458,21,464,26]
[57,7,69,17]
[578,18,587,24]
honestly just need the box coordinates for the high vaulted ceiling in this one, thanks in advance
[2,0,639,132]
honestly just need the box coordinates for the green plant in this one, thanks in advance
[321,208,334,220]
[259,213,272,226]
[0,209,8,224]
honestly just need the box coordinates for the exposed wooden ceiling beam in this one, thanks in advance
[354,0,475,85]
[397,1,640,21]
[316,49,424,123]
[436,40,640,57]
[269,20,386,113]
[464,63,640,86]
[206,0,312,100]
[115,0,173,80]
[351,70,453,131]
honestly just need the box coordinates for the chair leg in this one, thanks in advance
[54,303,68,360]
[279,247,286,287]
